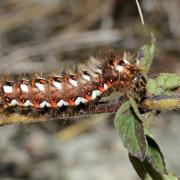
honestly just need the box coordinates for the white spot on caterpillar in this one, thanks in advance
[81,97,88,103]
[57,100,63,107]
[69,79,78,87]
[91,90,101,100]
[74,97,82,105]
[136,59,140,65]
[115,65,124,72]
[40,101,46,108]
[46,101,51,107]
[82,74,91,81]
[57,99,69,107]
[3,85,13,93]
[123,51,130,64]
[10,99,18,106]
[63,101,69,106]
[103,83,109,90]
[35,83,45,91]
[20,84,28,93]
[124,59,130,64]
[94,68,102,74]
[23,100,31,107]
[52,81,62,89]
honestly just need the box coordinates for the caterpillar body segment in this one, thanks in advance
[0,51,146,110]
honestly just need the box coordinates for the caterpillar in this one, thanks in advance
[0,50,146,115]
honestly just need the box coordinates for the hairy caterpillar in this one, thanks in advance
[0,50,146,115]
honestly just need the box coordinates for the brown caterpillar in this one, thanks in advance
[0,51,146,112]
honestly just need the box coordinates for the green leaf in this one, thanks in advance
[147,73,180,95]
[146,79,162,95]
[143,136,167,180]
[129,98,140,116]
[129,135,168,180]
[129,97,157,133]
[163,173,179,180]
[156,73,180,90]
[140,33,156,73]
[129,153,152,180]
[114,101,147,160]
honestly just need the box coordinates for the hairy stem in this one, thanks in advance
[142,95,180,111]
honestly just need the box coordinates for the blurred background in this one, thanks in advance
[0,0,179,179]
